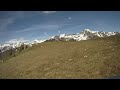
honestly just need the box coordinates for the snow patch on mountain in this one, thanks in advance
[59,34,66,38]
[84,29,98,33]
[31,39,46,44]
[0,38,46,53]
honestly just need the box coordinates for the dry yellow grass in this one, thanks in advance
[0,35,120,79]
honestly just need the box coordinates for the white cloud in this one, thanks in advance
[42,11,56,14]
[0,18,15,31]
[16,24,60,33]
[6,38,28,43]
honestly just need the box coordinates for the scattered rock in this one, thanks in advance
[84,55,88,58]
[0,60,3,63]
[112,49,114,51]
[69,59,72,61]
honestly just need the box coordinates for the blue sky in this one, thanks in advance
[0,11,120,43]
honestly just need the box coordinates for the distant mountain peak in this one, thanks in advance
[84,29,91,32]
[46,29,120,42]
[59,33,66,38]
[83,29,98,33]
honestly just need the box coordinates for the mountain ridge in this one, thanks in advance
[46,29,119,42]
[0,29,120,53]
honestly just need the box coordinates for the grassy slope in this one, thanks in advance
[0,35,120,79]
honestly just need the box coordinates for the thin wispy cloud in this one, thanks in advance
[42,11,56,14]
[0,18,15,32]
[15,23,78,33]
[6,37,28,43]
[0,11,27,32]
[16,24,60,33]
[0,11,25,32]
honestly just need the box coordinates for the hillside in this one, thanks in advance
[0,35,120,79]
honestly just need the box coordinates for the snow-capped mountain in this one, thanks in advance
[0,29,119,53]
[47,29,119,42]
[30,39,46,44]
[0,39,45,53]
